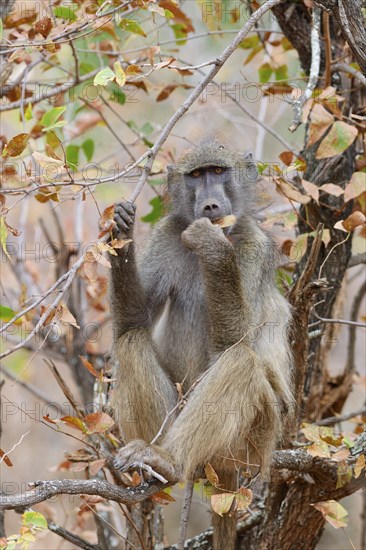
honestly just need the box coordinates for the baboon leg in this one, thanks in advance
[113,328,178,443]
[163,342,282,478]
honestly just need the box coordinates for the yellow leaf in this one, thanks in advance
[354,454,365,478]
[113,61,126,87]
[312,500,348,529]
[205,463,219,486]
[211,493,235,516]
[235,487,252,511]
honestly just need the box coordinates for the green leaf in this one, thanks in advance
[113,61,126,87]
[170,23,187,44]
[164,9,174,18]
[22,511,47,530]
[275,64,288,81]
[66,144,79,169]
[82,139,94,161]
[141,196,164,225]
[0,18,3,41]
[108,81,126,104]
[119,19,146,37]
[141,122,154,136]
[41,106,66,129]
[258,62,272,84]
[54,5,77,21]
[94,67,115,87]
[0,304,18,322]
[25,103,33,121]
[239,35,260,49]
[0,217,10,258]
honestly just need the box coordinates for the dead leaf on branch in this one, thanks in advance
[315,121,358,159]
[307,104,334,147]
[354,454,365,478]
[235,487,252,511]
[334,211,366,232]
[312,500,348,529]
[211,493,235,516]
[205,463,219,486]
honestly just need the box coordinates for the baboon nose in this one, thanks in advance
[202,203,221,220]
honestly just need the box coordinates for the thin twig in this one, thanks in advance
[331,62,366,87]
[46,359,84,417]
[177,479,194,550]
[345,280,366,374]
[315,406,366,426]
[0,431,30,463]
[289,6,321,132]
[48,521,97,550]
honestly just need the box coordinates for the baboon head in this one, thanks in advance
[167,138,258,224]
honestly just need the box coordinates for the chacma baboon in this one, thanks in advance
[110,138,292,549]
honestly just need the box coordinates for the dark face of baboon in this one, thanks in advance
[167,139,258,224]
[184,165,233,221]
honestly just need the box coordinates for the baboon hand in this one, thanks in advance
[114,440,180,484]
[181,217,229,252]
[113,200,136,239]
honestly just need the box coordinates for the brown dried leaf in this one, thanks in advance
[159,0,194,32]
[35,17,52,38]
[155,58,176,70]
[319,183,344,197]
[0,449,13,467]
[274,177,311,204]
[344,172,366,202]
[211,493,235,516]
[84,412,114,434]
[307,104,334,147]
[302,179,319,203]
[156,83,193,101]
[235,487,252,511]
[79,355,98,377]
[205,463,219,486]
[60,416,87,433]
[312,500,348,529]
[316,121,358,159]
[131,471,142,487]
[354,454,365,478]
[56,301,80,328]
[279,151,294,166]
[89,458,107,476]
[2,133,29,157]
[151,490,176,504]
[335,211,366,232]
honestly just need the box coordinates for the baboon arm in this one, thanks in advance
[200,245,252,350]
[110,244,150,339]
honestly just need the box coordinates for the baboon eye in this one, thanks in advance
[213,166,224,174]
[190,169,201,178]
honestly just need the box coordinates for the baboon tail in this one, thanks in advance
[212,470,237,550]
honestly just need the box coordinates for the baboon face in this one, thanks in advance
[184,165,233,221]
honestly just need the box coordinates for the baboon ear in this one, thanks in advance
[243,151,258,184]
[166,164,175,191]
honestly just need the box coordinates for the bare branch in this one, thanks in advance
[289,6,321,132]
[0,478,167,511]
[315,406,366,426]
[48,521,97,550]
[177,479,194,550]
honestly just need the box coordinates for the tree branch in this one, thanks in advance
[315,0,366,74]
